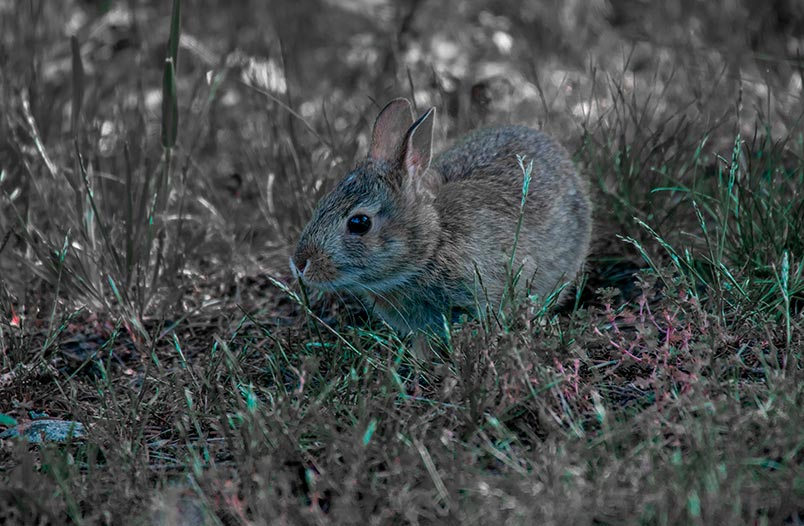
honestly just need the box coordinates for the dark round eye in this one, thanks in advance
[347,214,372,235]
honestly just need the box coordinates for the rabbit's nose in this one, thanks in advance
[289,256,310,279]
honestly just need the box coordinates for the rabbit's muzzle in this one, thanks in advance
[290,243,337,286]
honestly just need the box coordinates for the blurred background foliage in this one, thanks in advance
[0,0,802,308]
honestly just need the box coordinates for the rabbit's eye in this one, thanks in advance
[347,214,372,235]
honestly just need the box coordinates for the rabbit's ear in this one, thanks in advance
[369,98,414,161]
[402,107,435,179]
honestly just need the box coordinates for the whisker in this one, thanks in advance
[360,283,411,329]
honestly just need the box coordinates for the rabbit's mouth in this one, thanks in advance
[290,251,418,294]
[290,256,357,292]
[290,254,337,287]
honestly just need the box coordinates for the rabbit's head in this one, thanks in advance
[291,99,440,293]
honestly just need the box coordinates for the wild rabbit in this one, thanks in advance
[291,98,591,336]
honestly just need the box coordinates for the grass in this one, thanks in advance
[1,0,803,524]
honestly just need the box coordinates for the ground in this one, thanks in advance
[0,0,802,524]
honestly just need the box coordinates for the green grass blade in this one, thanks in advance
[69,35,84,136]
[161,58,178,149]
[167,0,182,67]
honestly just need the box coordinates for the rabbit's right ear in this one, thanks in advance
[401,107,435,179]
[369,98,414,161]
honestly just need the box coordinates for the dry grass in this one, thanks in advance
[0,0,802,524]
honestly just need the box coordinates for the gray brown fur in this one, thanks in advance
[291,98,591,335]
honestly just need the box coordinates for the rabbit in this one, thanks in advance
[290,98,591,337]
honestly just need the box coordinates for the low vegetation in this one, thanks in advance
[0,0,802,524]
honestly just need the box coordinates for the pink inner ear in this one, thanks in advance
[405,148,422,176]
[401,107,434,178]
[369,99,413,161]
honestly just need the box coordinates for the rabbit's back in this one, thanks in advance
[430,125,591,305]
[434,126,573,184]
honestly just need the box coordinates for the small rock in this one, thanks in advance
[0,419,86,443]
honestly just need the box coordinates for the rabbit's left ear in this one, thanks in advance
[369,98,414,161]
[401,107,435,179]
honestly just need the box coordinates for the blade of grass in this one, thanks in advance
[70,35,84,137]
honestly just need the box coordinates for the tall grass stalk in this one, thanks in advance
[501,155,533,314]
